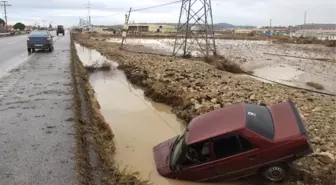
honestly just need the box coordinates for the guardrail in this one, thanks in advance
[0,33,11,37]
[0,32,28,37]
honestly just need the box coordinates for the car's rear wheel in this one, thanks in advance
[262,164,288,182]
[27,48,31,53]
[49,47,53,52]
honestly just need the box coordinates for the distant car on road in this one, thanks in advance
[57,25,65,36]
[27,30,54,53]
[153,99,313,183]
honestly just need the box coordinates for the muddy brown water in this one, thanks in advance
[75,43,245,185]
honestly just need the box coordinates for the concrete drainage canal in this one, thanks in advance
[74,43,244,185]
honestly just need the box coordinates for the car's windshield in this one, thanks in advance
[170,134,186,167]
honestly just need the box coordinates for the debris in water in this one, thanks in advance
[306,82,325,90]
[85,60,112,72]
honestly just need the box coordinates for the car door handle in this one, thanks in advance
[248,155,257,160]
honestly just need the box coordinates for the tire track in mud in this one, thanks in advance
[0,62,32,99]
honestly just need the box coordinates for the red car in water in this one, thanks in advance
[153,99,313,183]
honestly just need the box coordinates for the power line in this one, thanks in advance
[132,0,182,12]
[92,0,182,19]
[1,0,11,32]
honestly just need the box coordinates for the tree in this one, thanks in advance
[0,18,5,26]
[49,24,52,29]
[13,22,26,30]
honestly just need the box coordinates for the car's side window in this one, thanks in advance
[213,135,242,159]
[213,134,255,160]
[238,135,254,152]
[182,141,211,167]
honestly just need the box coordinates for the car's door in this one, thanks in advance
[212,133,262,181]
[177,141,218,182]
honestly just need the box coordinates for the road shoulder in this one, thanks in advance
[0,36,78,185]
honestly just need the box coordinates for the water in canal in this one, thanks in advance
[75,43,244,185]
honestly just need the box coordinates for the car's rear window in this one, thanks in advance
[58,26,63,29]
[29,31,48,37]
[245,104,274,140]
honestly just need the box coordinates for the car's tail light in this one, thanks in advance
[45,37,51,41]
[27,37,30,41]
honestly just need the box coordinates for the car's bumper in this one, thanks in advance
[27,43,52,49]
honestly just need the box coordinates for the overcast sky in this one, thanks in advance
[1,0,335,27]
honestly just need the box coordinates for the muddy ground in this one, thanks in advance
[74,34,335,185]
[104,38,336,95]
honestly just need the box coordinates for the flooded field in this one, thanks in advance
[75,43,245,185]
[106,38,336,95]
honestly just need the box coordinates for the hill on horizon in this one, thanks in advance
[100,22,256,30]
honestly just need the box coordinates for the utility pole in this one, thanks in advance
[173,0,216,57]
[269,19,272,36]
[86,0,91,28]
[303,11,307,37]
[1,1,11,33]
[120,7,132,48]
[42,20,46,28]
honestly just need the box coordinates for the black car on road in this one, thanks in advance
[27,30,54,53]
[57,25,65,36]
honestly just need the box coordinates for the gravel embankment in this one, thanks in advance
[75,35,336,185]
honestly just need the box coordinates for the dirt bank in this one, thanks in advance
[70,34,149,185]
[74,34,336,185]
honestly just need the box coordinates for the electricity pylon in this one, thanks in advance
[173,0,216,57]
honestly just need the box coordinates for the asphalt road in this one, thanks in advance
[0,32,78,185]
[0,31,58,78]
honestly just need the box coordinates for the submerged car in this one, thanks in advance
[27,30,54,53]
[153,99,313,183]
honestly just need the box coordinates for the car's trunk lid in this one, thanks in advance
[268,99,308,140]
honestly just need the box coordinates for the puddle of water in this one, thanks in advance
[75,42,116,67]
[252,64,304,86]
[76,45,244,185]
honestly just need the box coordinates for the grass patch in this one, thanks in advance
[306,82,325,90]
[204,55,245,74]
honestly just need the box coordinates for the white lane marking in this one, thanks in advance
[7,42,18,45]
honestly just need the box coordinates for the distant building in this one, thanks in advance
[7,25,13,31]
[125,24,176,34]
[234,29,253,34]
[25,25,32,31]
[296,23,336,30]
[93,26,120,34]
[292,24,336,40]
